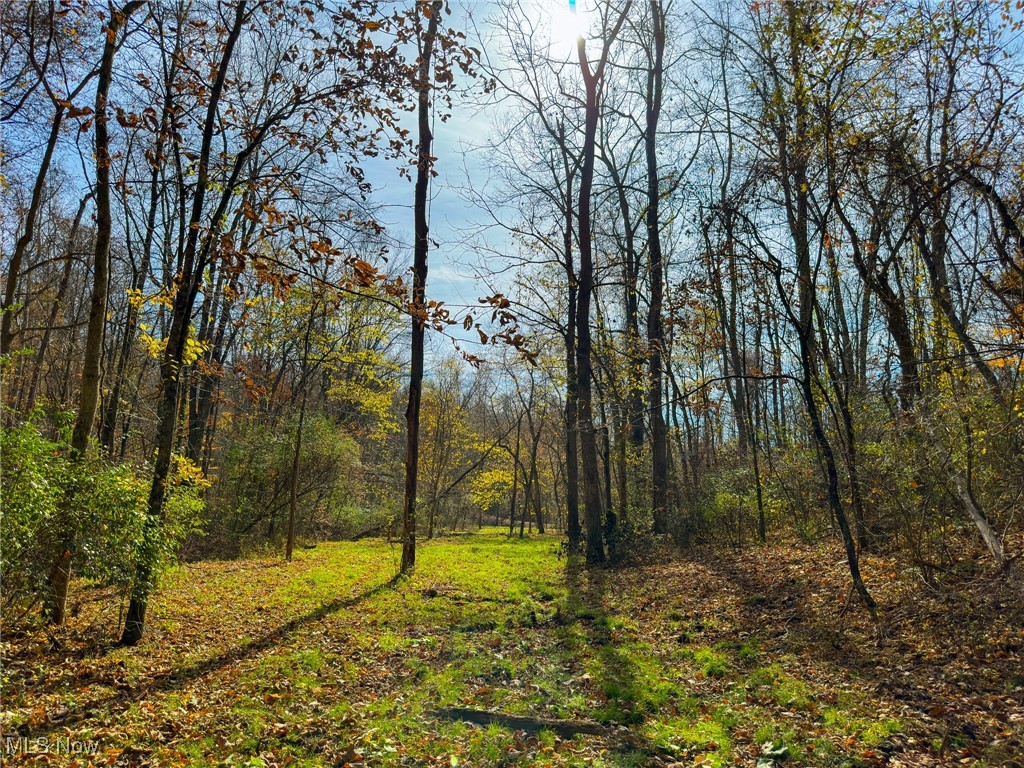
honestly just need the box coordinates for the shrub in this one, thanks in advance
[1,421,63,613]
[0,418,205,624]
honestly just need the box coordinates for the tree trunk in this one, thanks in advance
[286,303,316,562]
[45,2,145,625]
[99,29,180,451]
[645,0,668,535]
[780,0,874,616]
[950,473,1004,565]
[600,149,644,511]
[594,373,616,558]
[529,430,544,534]
[560,123,582,552]
[285,390,307,562]
[615,406,628,527]
[509,417,521,536]
[401,1,442,574]
[121,0,247,646]
[573,5,631,561]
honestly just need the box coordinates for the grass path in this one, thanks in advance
[2,531,1022,766]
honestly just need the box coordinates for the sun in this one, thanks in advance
[545,0,591,56]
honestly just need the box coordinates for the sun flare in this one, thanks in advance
[546,0,590,55]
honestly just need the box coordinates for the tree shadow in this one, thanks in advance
[695,548,1024,761]
[38,572,402,734]
[563,559,662,762]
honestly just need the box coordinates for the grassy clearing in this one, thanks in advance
[2,530,1021,766]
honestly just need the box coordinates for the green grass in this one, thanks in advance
[823,707,902,746]
[649,714,734,767]
[746,663,815,711]
[693,647,730,678]
[11,531,921,767]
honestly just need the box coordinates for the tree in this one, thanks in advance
[120,0,401,643]
[400,0,443,574]
[473,1,587,550]
[1,1,100,358]
[574,0,632,563]
[643,0,669,535]
[45,0,147,626]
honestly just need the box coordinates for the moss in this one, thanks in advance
[592,640,681,723]
[649,716,733,767]
[693,647,731,678]
[862,718,902,746]
[737,637,762,664]
[746,664,813,711]
[823,706,902,748]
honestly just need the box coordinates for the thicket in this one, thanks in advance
[1,412,203,623]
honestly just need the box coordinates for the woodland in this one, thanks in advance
[0,0,1023,766]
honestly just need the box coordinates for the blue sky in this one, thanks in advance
[361,0,570,356]
[361,0,590,364]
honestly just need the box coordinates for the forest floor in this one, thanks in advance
[2,530,1023,767]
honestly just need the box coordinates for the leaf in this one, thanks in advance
[761,740,788,758]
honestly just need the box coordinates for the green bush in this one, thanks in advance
[0,418,204,623]
[1,421,63,608]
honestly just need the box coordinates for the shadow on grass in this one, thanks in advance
[565,564,635,718]
[696,550,1024,763]
[41,572,403,733]
[563,559,662,764]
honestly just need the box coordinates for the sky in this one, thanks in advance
[358,84,513,362]
[362,0,581,360]
[361,97,503,315]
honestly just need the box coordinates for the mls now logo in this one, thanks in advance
[3,736,100,755]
